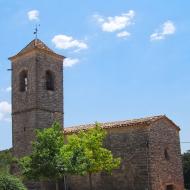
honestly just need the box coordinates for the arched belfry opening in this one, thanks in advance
[19,70,28,92]
[46,70,54,91]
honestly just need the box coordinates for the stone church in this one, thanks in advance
[8,39,184,190]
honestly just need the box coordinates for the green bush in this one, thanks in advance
[0,149,12,174]
[0,174,26,190]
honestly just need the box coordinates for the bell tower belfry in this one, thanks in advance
[9,39,64,158]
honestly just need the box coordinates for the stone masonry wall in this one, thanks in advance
[148,119,184,190]
[12,50,63,158]
[66,119,184,190]
[36,52,63,115]
[12,111,36,157]
[67,125,150,190]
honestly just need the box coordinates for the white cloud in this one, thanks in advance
[52,35,88,51]
[27,10,40,21]
[6,87,11,92]
[94,10,135,34]
[150,21,176,41]
[1,86,12,93]
[117,31,130,38]
[63,58,79,67]
[93,14,105,23]
[0,101,11,122]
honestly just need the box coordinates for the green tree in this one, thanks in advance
[20,122,65,190]
[0,149,13,174]
[59,133,88,176]
[0,173,26,190]
[182,150,190,189]
[20,122,121,190]
[62,123,121,190]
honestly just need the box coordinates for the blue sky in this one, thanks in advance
[0,0,189,152]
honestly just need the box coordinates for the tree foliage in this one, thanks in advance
[182,150,190,189]
[0,149,13,174]
[0,173,26,190]
[20,122,65,188]
[20,122,121,190]
[61,123,121,190]
[78,123,120,173]
[59,134,87,176]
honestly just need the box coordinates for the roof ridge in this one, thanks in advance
[17,39,54,55]
[64,115,169,134]
[65,115,165,129]
[9,39,64,60]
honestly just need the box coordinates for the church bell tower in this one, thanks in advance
[9,39,64,158]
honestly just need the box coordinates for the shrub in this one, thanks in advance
[0,149,13,174]
[0,174,26,190]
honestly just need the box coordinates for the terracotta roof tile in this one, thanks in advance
[64,115,179,134]
[9,39,64,60]
[20,39,54,53]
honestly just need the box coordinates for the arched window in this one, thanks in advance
[19,70,28,92]
[46,70,54,91]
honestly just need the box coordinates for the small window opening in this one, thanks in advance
[24,127,26,132]
[20,71,28,92]
[166,184,174,190]
[46,71,54,91]
[164,148,169,160]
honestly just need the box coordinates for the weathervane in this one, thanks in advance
[34,24,40,40]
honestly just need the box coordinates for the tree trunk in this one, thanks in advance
[40,181,45,190]
[89,173,93,190]
[63,175,67,190]
[55,180,59,190]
